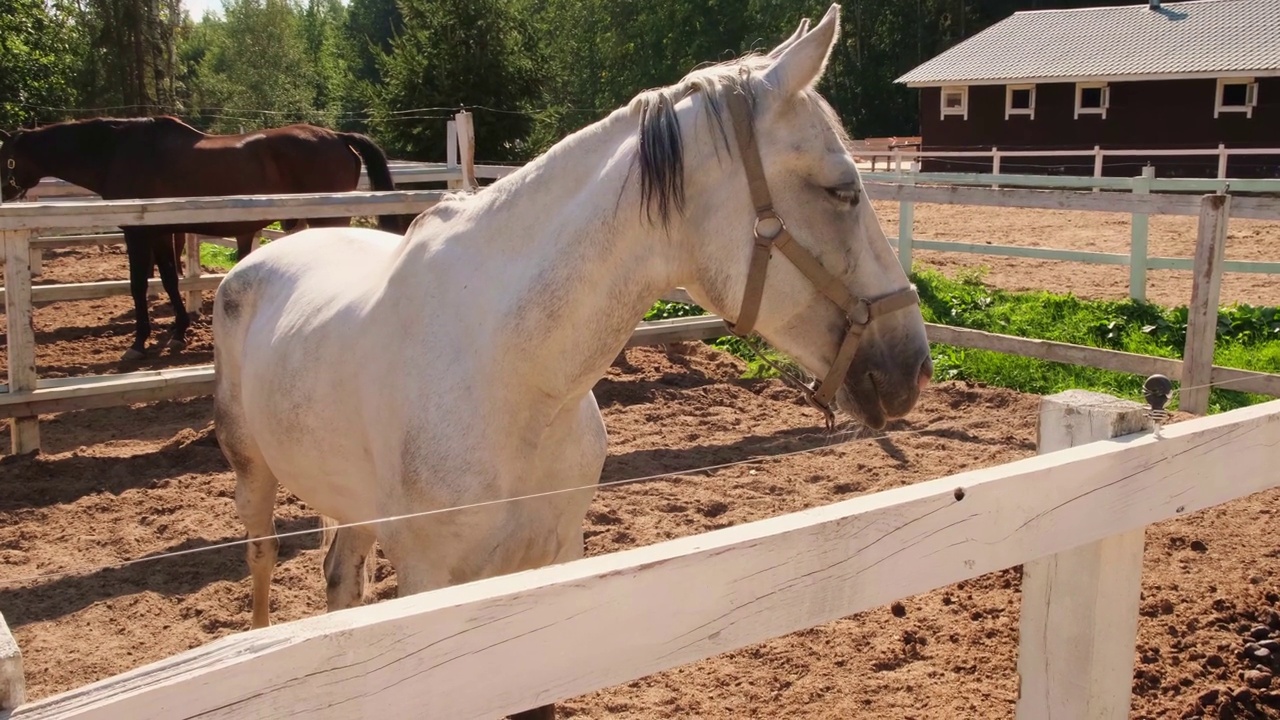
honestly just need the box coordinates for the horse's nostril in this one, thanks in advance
[918,356,934,390]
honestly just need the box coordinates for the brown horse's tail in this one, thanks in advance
[338,131,401,234]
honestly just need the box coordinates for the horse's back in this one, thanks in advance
[215,226,401,337]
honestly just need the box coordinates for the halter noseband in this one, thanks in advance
[722,89,920,429]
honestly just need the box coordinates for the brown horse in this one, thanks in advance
[0,116,399,361]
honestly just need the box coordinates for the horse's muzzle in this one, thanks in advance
[839,339,933,429]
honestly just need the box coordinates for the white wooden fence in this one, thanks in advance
[878,143,1280,180]
[869,167,1280,302]
[3,389,1278,718]
[4,181,1280,454]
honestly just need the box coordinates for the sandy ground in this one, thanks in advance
[0,208,1278,718]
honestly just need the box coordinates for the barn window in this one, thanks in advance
[1005,84,1036,120]
[940,86,968,120]
[1074,82,1110,119]
[1216,78,1258,118]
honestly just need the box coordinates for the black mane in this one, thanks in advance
[630,58,766,228]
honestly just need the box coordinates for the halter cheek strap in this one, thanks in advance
[722,89,920,428]
[3,158,26,201]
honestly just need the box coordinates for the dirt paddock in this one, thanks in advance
[1,202,1279,719]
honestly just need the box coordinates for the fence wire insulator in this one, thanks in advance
[1143,374,1173,434]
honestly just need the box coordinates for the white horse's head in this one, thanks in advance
[628,4,932,429]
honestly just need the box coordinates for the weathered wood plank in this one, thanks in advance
[911,239,1130,266]
[625,315,727,347]
[1223,195,1280,221]
[0,316,731,419]
[1016,390,1150,720]
[0,192,447,232]
[0,611,23,711]
[0,274,226,305]
[456,111,477,191]
[923,323,1280,398]
[865,182,1206,216]
[10,399,1280,720]
[3,230,40,454]
[182,233,201,315]
[1129,166,1154,301]
[1146,256,1280,274]
[1181,194,1230,415]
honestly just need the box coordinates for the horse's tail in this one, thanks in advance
[338,131,401,234]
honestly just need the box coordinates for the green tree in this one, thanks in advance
[0,0,84,128]
[190,0,321,132]
[370,0,547,161]
[72,0,185,114]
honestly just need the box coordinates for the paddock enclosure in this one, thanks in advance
[2,124,1280,719]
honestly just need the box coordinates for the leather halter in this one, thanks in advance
[721,89,920,428]
[2,158,25,201]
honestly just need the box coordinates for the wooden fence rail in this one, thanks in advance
[873,143,1280,178]
[4,393,1278,719]
[864,168,1280,303]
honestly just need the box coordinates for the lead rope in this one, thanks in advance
[731,333,837,430]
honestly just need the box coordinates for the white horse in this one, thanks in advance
[212,5,932,717]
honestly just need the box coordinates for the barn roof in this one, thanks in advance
[895,0,1280,87]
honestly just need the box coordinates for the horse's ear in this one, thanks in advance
[762,4,840,97]
[0,129,9,142]
[767,18,810,59]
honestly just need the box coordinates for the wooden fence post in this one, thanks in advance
[1180,192,1231,415]
[3,230,40,455]
[1128,166,1154,302]
[1093,145,1104,191]
[455,111,477,192]
[897,167,915,274]
[991,146,1001,188]
[1015,389,1152,720]
[0,610,24,711]
[446,120,461,190]
[183,233,201,317]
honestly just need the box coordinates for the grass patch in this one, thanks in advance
[200,243,238,271]
[644,267,1280,414]
[915,266,1280,413]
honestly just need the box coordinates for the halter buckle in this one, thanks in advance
[847,297,873,326]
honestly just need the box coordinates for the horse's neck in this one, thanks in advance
[394,109,709,405]
[29,124,115,195]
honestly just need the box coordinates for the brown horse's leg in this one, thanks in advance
[235,233,255,262]
[121,229,155,362]
[172,233,184,275]
[153,236,190,352]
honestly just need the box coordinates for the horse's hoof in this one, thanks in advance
[168,337,187,352]
[121,347,146,362]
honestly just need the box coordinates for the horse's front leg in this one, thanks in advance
[121,230,154,362]
[153,236,190,352]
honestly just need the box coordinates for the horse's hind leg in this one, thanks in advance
[323,526,376,612]
[215,405,280,629]
[234,233,257,262]
[237,463,280,629]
